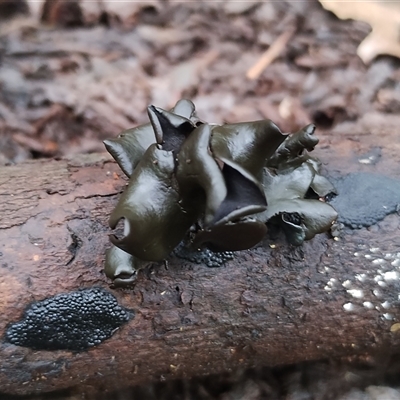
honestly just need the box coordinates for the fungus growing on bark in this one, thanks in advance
[105,245,150,286]
[109,144,198,261]
[104,99,337,286]
[5,288,132,351]
[103,99,200,177]
[173,242,234,268]
[328,172,400,228]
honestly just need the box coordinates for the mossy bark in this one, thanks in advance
[1,132,400,396]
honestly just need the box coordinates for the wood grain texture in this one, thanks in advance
[1,131,400,396]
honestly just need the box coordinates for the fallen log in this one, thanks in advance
[1,130,400,397]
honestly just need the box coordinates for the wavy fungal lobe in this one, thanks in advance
[104,99,338,286]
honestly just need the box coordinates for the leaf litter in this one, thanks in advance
[0,0,398,175]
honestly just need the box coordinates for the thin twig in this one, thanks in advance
[246,28,295,80]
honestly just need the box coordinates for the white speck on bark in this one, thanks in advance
[373,289,382,298]
[372,258,386,265]
[383,271,400,281]
[363,302,374,309]
[342,280,352,288]
[347,289,364,299]
[355,273,367,282]
[391,259,400,267]
[343,303,356,312]
[381,301,391,309]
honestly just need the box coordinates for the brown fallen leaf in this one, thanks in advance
[319,0,400,64]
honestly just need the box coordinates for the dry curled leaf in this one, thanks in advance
[319,0,400,64]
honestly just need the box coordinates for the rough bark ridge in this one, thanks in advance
[1,131,400,397]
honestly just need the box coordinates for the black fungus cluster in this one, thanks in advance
[329,172,400,228]
[173,242,234,268]
[5,288,132,351]
[103,99,338,286]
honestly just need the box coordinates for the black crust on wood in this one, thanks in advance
[328,173,400,229]
[5,288,132,351]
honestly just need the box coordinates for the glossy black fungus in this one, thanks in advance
[328,172,400,228]
[210,120,286,177]
[147,106,195,151]
[109,144,198,261]
[176,123,228,226]
[5,288,132,351]
[103,124,156,177]
[105,245,150,287]
[103,99,200,177]
[211,159,267,226]
[174,242,234,268]
[193,219,268,252]
[260,153,337,245]
[267,124,318,169]
[104,99,337,285]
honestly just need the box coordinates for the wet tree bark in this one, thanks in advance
[1,131,400,396]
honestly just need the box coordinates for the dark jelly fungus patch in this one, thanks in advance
[174,242,234,268]
[5,288,132,351]
[328,172,400,229]
[103,99,338,286]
